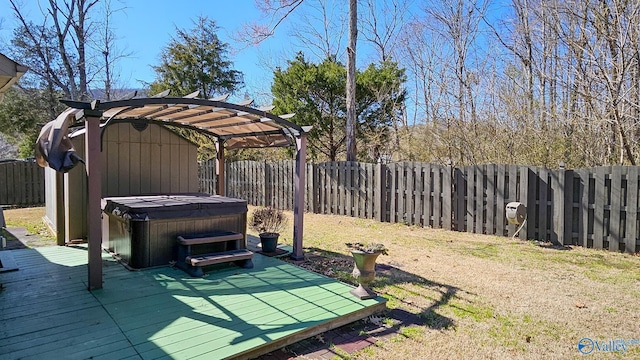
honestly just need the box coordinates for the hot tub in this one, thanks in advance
[102,193,247,268]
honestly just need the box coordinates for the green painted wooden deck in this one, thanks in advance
[0,246,386,360]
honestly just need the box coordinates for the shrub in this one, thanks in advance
[249,207,288,235]
[346,242,389,255]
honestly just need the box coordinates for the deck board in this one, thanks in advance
[0,246,386,359]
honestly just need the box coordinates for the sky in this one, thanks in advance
[0,0,306,102]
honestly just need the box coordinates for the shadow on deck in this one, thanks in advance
[0,245,386,360]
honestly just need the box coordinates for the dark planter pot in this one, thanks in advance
[259,233,279,253]
[350,250,382,300]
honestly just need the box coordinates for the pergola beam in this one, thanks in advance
[99,98,302,130]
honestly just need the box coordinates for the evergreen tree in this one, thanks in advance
[150,17,243,98]
[272,53,406,161]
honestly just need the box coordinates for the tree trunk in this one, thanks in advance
[346,0,358,161]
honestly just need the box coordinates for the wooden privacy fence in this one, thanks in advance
[222,160,454,234]
[201,160,640,253]
[455,164,640,253]
[0,160,45,206]
[198,159,217,195]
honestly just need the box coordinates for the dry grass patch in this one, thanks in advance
[255,208,640,359]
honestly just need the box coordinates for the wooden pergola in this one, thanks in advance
[38,92,311,290]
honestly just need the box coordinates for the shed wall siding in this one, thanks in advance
[65,139,87,241]
[102,122,198,197]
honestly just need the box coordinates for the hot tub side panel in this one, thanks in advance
[107,215,154,268]
[148,213,247,267]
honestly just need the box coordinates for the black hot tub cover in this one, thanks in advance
[103,193,248,220]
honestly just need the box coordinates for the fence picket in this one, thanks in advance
[546,167,556,242]
[430,164,437,227]
[443,164,452,230]
[519,166,530,239]
[466,167,474,233]
[626,166,638,253]
[389,163,396,223]
[579,169,591,248]
[420,164,429,227]
[454,168,465,231]
[475,166,484,234]
[506,165,518,237]
[594,167,606,249]
[414,164,424,226]
[610,166,622,251]
[358,162,364,218]
[485,164,495,235]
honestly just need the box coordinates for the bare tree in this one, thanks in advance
[289,0,347,60]
[360,0,409,62]
[9,0,99,101]
[93,0,131,100]
[360,0,411,154]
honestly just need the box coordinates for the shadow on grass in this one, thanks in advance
[293,246,462,330]
[533,241,573,251]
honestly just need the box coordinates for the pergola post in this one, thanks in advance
[291,133,307,261]
[216,140,225,196]
[83,106,103,290]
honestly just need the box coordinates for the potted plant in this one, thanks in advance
[249,207,288,253]
[346,242,388,300]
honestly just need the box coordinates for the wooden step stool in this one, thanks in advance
[176,231,253,277]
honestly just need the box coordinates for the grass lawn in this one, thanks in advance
[5,206,640,359]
